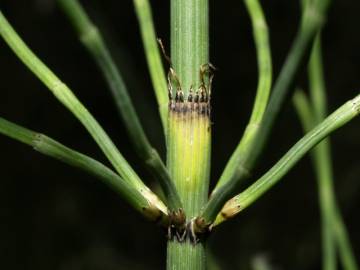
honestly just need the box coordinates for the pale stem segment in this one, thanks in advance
[0,117,168,223]
[133,0,169,132]
[210,93,360,226]
[57,0,182,212]
[167,0,210,269]
[211,0,272,196]
[0,11,160,209]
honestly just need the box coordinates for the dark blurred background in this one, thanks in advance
[0,0,359,269]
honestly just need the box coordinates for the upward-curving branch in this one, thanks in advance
[203,93,360,226]
[204,0,332,228]
[211,0,272,199]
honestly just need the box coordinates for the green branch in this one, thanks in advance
[212,0,272,195]
[205,93,360,225]
[57,0,182,212]
[308,35,336,270]
[294,90,358,270]
[309,33,358,270]
[205,0,331,226]
[0,9,151,190]
[245,0,331,169]
[293,90,336,270]
[0,117,168,223]
[133,0,168,132]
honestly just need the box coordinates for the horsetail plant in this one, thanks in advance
[0,0,359,269]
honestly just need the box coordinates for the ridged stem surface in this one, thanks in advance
[167,240,206,270]
[167,0,210,269]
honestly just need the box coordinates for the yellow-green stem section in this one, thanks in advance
[167,101,211,217]
[169,0,209,268]
[167,101,210,269]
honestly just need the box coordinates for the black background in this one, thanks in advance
[0,0,359,269]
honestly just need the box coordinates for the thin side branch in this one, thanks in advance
[212,0,272,195]
[205,0,331,225]
[207,93,360,226]
[294,90,358,270]
[295,33,358,269]
[0,117,168,223]
[244,0,331,170]
[0,11,148,197]
[293,90,336,270]
[57,0,183,212]
[133,0,169,132]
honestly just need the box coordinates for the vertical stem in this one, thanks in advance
[171,0,209,93]
[167,0,210,269]
[168,102,211,217]
[167,241,206,270]
[167,102,210,269]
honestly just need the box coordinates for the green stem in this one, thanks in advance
[167,0,210,269]
[167,98,211,269]
[57,0,182,213]
[0,117,168,223]
[209,93,360,225]
[167,241,206,270]
[171,0,209,93]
